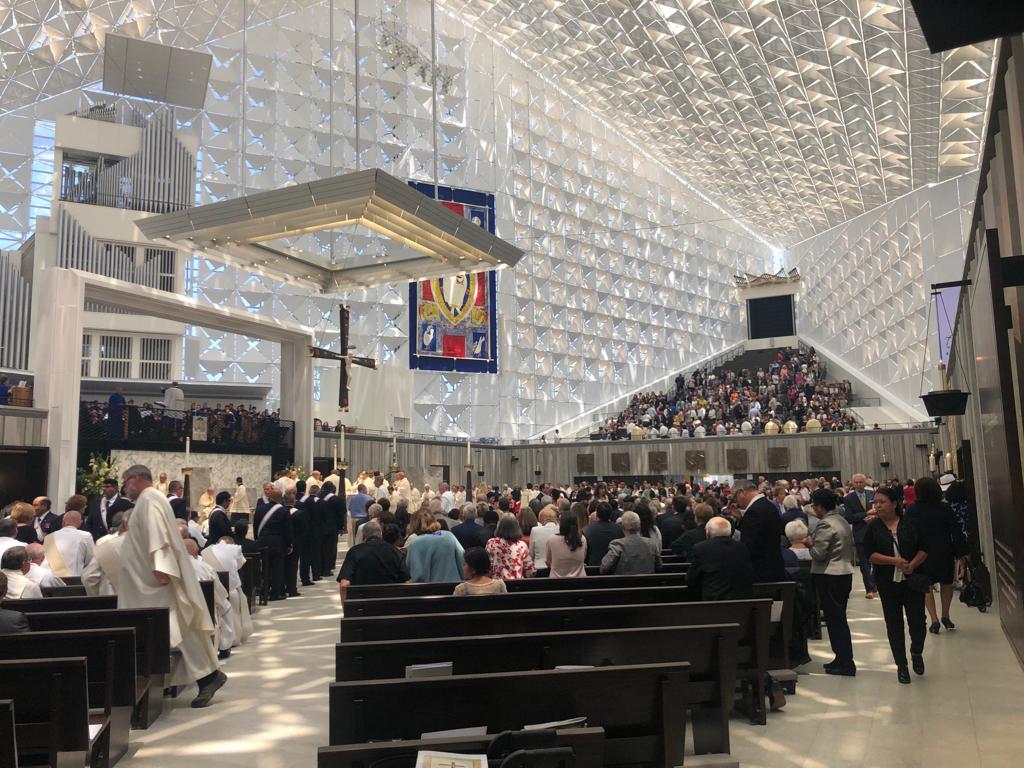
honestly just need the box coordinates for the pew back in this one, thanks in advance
[0,657,91,757]
[329,663,689,768]
[345,572,690,599]
[0,699,15,768]
[1,595,117,612]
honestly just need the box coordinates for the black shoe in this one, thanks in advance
[941,617,956,631]
[217,648,231,660]
[191,670,227,708]
[822,658,839,671]
[288,591,301,597]
[301,581,313,587]
[825,663,857,677]
[929,621,941,634]
[269,595,286,601]
[897,667,911,684]
[794,655,813,667]
[912,654,925,676]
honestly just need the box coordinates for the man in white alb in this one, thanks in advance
[202,536,254,646]
[1,546,43,598]
[25,543,65,588]
[439,482,455,514]
[155,473,170,496]
[183,537,236,658]
[119,464,225,707]
[82,513,127,597]
[43,511,95,577]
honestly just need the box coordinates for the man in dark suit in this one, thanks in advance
[301,484,322,583]
[656,496,689,548]
[33,496,62,538]
[734,480,787,582]
[206,491,234,545]
[687,517,754,601]
[84,479,133,541]
[167,480,188,521]
[582,501,624,566]
[317,481,344,577]
[450,505,486,550]
[0,573,29,633]
[253,487,292,600]
[842,473,877,598]
[285,482,310,596]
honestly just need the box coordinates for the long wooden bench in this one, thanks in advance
[40,585,89,598]
[0,699,15,768]
[533,563,689,577]
[318,727,606,768]
[24,608,171,730]
[1,595,118,612]
[345,572,691,599]
[329,663,690,768]
[0,628,136,763]
[0,657,111,768]
[342,585,695,617]
[336,623,740,755]
[340,598,773,724]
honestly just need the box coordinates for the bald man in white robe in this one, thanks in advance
[44,510,94,577]
[120,464,226,707]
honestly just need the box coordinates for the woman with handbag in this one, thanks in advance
[905,476,969,633]
[862,486,929,684]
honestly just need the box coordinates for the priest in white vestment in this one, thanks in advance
[43,511,95,577]
[393,471,412,501]
[198,486,217,522]
[202,538,254,645]
[82,512,129,596]
[230,478,251,515]
[119,464,226,707]
[184,538,236,656]
[25,543,65,588]
[1,547,43,598]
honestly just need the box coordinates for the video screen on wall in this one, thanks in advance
[748,295,795,339]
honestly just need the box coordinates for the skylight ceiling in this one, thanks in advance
[443,0,995,244]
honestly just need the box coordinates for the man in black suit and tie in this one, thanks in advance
[253,487,292,600]
[842,473,877,598]
[206,491,234,545]
[734,479,787,582]
[317,482,344,577]
[301,483,322,583]
[84,479,133,541]
[285,485,308,597]
[33,496,62,538]
[687,517,755,601]
[167,480,188,521]
[253,482,274,519]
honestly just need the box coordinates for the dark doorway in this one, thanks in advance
[0,447,49,508]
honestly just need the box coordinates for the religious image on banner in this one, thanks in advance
[408,182,498,374]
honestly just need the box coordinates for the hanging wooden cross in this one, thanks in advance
[310,305,377,412]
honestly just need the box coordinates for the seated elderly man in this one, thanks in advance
[82,509,130,596]
[687,517,754,601]
[1,546,43,598]
[44,506,94,577]
[24,543,65,588]
[0,573,29,633]
[337,520,409,602]
[600,511,661,575]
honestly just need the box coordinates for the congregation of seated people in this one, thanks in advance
[594,346,857,439]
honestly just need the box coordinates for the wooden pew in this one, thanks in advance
[345,572,690,599]
[318,727,606,768]
[238,557,256,613]
[0,628,136,763]
[342,585,695,618]
[200,579,216,624]
[752,581,798,690]
[340,598,773,724]
[0,699,16,768]
[336,623,740,755]
[0,657,111,768]
[329,663,690,768]
[1,595,118,612]
[41,585,88,598]
[534,563,689,577]
[24,609,171,730]
[244,549,270,606]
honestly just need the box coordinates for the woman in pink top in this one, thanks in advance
[485,513,536,580]
[546,510,588,578]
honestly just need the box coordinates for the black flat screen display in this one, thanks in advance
[748,295,794,339]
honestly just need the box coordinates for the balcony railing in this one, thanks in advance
[79,402,294,461]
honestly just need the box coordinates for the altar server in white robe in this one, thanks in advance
[119,464,226,708]
[184,538,236,657]
[25,543,65,588]
[43,510,94,577]
[202,537,254,644]
[393,471,412,501]
[82,510,130,596]
[1,546,43,598]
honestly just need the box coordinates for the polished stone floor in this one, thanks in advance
[119,553,1024,768]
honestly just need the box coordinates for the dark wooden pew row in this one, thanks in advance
[1,595,118,612]
[238,556,257,612]
[0,657,110,768]
[340,598,773,724]
[318,727,606,768]
[41,585,88,597]
[753,582,797,672]
[24,608,171,729]
[245,548,270,606]
[336,623,740,755]
[534,563,689,577]
[342,585,695,618]
[329,663,690,768]
[345,572,690,599]
[0,628,136,763]
[200,579,216,623]
[0,699,15,768]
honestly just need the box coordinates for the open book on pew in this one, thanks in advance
[415,750,487,768]
[522,717,587,731]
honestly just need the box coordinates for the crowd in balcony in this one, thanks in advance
[594,347,857,440]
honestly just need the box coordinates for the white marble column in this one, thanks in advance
[279,333,314,472]
[28,267,84,502]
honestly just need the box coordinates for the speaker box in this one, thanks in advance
[921,390,970,417]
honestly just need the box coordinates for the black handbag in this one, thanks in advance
[905,572,932,594]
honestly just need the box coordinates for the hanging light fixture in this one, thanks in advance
[919,279,972,419]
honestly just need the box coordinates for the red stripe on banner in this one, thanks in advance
[443,334,466,358]
[474,272,486,306]
[421,280,433,301]
[442,201,465,216]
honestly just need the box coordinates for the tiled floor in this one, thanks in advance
[119,559,1024,768]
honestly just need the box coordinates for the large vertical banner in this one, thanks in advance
[408,182,498,374]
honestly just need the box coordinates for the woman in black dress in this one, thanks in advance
[863,486,928,684]
[906,476,968,633]
[11,502,40,544]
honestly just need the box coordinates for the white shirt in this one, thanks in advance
[0,537,21,559]
[693,425,706,438]
[26,562,65,588]
[440,491,455,514]
[529,522,559,568]
[2,568,42,599]
[374,484,389,500]
[187,520,207,548]
[48,527,95,577]
[164,386,185,411]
